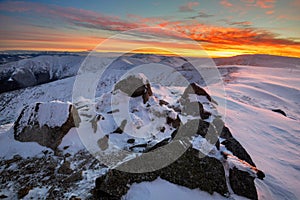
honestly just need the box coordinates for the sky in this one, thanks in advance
[0,0,299,57]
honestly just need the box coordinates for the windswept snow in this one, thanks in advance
[0,54,299,199]
[123,178,248,200]
[217,65,300,200]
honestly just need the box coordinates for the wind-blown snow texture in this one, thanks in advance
[0,54,299,199]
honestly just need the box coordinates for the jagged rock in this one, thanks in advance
[145,138,170,152]
[182,101,211,119]
[212,118,255,166]
[272,109,287,117]
[14,101,81,150]
[221,137,255,167]
[229,167,258,200]
[180,83,213,119]
[160,126,166,132]
[114,73,153,103]
[58,161,73,175]
[127,138,135,144]
[112,120,127,134]
[94,148,228,199]
[5,154,22,166]
[182,83,213,103]
[177,119,219,150]
[18,186,33,199]
[166,116,181,129]
[0,194,8,199]
[159,99,169,106]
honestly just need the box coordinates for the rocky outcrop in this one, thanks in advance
[180,83,213,119]
[94,148,228,199]
[114,73,153,103]
[182,83,214,103]
[92,81,264,200]
[229,167,258,199]
[272,109,287,117]
[93,119,263,199]
[14,101,80,150]
[94,117,262,199]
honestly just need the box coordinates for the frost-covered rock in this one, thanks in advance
[14,101,80,150]
[114,73,153,103]
[94,147,228,199]
[92,83,264,200]
[180,83,214,119]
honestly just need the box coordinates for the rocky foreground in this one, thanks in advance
[0,73,264,199]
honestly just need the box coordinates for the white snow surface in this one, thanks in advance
[123,178,233,200]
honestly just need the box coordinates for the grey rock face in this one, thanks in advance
[114,74,153,104]
[14,101,80,150]
[94,148,228,199]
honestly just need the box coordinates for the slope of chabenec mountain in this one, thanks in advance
[214,54,300,69]
[0,53,299,199]
[2,71,264,199]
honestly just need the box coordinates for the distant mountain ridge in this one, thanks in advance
[213,54,300,68]
[0,53,299,94]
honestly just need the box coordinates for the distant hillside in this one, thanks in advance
[214,54,300,68]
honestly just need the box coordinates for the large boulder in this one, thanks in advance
[180,83,213,119]
[114,73,153,103]
[14,101,80,150]
[181,83,214,103]
[229,167,258,200]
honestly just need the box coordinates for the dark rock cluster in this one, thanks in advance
[92,81,264,200]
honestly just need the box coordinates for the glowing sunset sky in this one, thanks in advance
[0,0,299,57]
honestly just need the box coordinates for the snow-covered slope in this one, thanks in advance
[0,55,84,93]
[0,55,84,80]
[214,54,300,69]
[0,54,299,199]
[216,65,300,200]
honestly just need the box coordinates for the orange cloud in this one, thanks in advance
[0,1,299,58]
